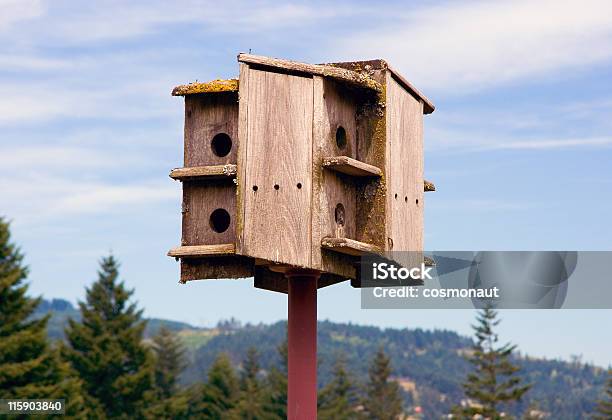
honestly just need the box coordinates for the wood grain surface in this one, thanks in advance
[241,68,314,267]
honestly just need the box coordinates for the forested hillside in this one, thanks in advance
[35,299,608,418]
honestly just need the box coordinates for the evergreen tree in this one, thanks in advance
[194,352,239,419]
[318,355,358,419]
[63,254,155,419]
[147,326,189,418]
[452,307,531,419]
[231,347,266,419]
[361,347,404,419]
[0,217,87,416]
[263,340,288,419]
[152,326,187,398]
[593,369,612,419]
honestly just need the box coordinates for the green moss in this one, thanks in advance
[172,79,239,96]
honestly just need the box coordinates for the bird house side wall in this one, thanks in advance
[385,73,424,257]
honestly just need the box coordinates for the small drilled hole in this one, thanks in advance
[405,196,408,203]
[274,184,280,190]
[211,133,232,157]
[336,126,347,150]
[209,208,230,233]
[297,183,302,189]
[394,193,398,199]
[416,199,419,205]
[334,203,345,226]
[252,185,258,192]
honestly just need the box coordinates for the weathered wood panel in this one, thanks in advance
[241,69,313,267]
[354,69,388,250]
[180,256,253,282]
[385,73,424,255]
[184,93,238,167]
[182,180,236,246]
[312,77,358,279]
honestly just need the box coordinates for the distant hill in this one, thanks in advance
[33,298,201,340]
[35,299,608,418]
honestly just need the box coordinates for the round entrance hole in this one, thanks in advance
[209,208,231,233]
[334,203,345,226]
[336,126,347,150]
[211,133,232,157]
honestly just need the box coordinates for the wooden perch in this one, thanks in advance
[321,237,382,256]
[169,164,237,181]
[322,156,382,177]
[167,244,235,258]
[238,53,382,93]
[424,179,436,192]
[172,79,239,96]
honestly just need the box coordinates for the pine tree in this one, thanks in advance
[152,326,187,398]
[194,352,239,419]
[318,355,358,419]
[63,254,155,419]
[593,369,612,419]
[263,340,288,419]
[452,307,531,419]
[231,347,266,419]
[361,347,404,419]
[147,326,189,418]
[0,217,87,416]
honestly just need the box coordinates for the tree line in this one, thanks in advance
[1,217,610,419]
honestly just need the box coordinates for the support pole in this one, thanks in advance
[286,270,319,420]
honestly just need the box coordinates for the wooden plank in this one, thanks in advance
[424,179,436,192]
[322,156,382,177]
[236,63,249,255]
[242,69,313,267]
[182,180,236,246]
[238,53,382,93]
[184,93,238,167]
[385,73,424,263]
[172,79,238,96]
[321,237,382,256]
[168,243,235,258]
[254,265,350,294]
[170,164,237,180]
[312,77,358,279]
[180,256,253,282]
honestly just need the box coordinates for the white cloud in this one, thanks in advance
[334,0,612,92]
[6,0,347,44]
[0,174,178,224]
[0,0,43,30]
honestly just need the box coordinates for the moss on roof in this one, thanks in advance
[172,79,238,96]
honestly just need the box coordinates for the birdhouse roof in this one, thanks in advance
[171,53,434,114]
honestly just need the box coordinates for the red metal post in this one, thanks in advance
[286,270,319,420]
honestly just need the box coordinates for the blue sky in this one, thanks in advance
[1,0,611,366]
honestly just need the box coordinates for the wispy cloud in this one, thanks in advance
[0,0,43,30]
[334,0,612,93]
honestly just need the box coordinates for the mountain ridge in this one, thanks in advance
[35,298,608,418]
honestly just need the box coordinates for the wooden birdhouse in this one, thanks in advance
[168,54,435,292]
